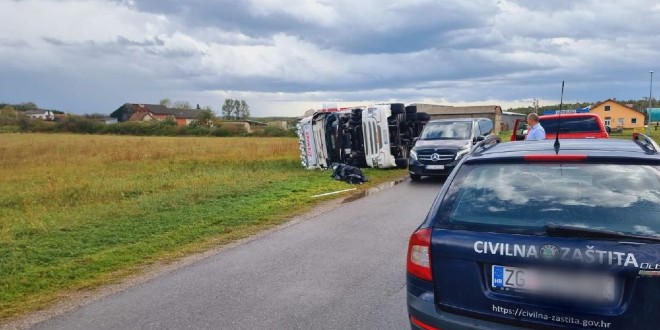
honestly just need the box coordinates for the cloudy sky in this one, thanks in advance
[1,0,659,116]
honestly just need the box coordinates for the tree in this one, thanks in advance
[232,99,241,119]
[197,109,216,127]
[0,105,19,121]
[239,100,250,119]
[172,100,192,109]
[221,99,233,119]
[159,98,171,107]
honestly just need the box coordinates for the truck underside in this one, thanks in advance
[297,103,430,170]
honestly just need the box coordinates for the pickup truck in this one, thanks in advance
[511,113,609,141]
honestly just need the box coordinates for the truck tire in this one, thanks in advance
[406,113,417,122]
[416,112,430,122]
[395,158,408,169]
[395,146,409,169]
[405,105,417,114]
[390,103,405,114]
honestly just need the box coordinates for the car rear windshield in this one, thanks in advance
[540,116,601,134]
[420,121,472,140]
[435,163,660,238]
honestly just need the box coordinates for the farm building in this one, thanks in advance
[24,109,55,120]
[216,120,268,134]
[110,103,204,126]
[501,111,527,131]
[267,121,289,130]
[411,104,503,133]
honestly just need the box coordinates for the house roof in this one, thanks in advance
[123,103,204,119]
[412,104,502,115]
[24,110,50,115]
[152,108,203,119]
[590,99,644,114]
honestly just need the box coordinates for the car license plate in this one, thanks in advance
[491,265,616,302]
[426,165,444,170]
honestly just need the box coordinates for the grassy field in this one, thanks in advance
[0,134,407,321]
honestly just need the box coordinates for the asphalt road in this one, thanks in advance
[30,178,443,330]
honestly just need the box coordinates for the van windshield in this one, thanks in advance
[436,163,660,238]
[420,121,472,140]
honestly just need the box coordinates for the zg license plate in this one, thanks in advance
[426,165,445,170]
[492,265,616,302]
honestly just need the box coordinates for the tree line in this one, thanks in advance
[507,97,658,114]
[158,98,251,120]
[221,99,250,120]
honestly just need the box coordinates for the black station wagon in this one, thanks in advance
[407,135,660,330]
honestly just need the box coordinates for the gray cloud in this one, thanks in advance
[0,0,659,116]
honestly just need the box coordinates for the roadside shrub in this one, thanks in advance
[0,115,299,138]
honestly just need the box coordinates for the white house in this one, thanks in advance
[24,110,55,120]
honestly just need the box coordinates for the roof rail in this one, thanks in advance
[632,133,660,154]
[471,135,500,155]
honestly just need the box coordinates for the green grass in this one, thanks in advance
[0,134,406,321]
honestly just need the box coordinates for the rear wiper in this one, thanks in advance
[545,223,660,243]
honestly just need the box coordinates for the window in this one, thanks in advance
[436,163,660,238]
[540,117,600,134]
[604,105,611,111]
[420,121,472,140]
[604,117,611,126]
[632,118,638,124]
[618,118,624,126]
[479,119,493,135]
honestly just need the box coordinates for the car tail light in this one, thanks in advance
[407,228,432,281]
[524,154,587,162]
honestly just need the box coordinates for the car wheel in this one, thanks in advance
[410,174,421,181]
[390,103,405,114]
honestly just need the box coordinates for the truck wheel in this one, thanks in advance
[395,158,408,169]
[405,105,417,114]
[416,112,430,122]
[395,147,409,169]
[390,103,405,114]
[410,174,421,181]
[406,113,417,122]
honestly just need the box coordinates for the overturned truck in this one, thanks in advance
[297,103,430,169]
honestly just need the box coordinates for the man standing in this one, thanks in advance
[525,113,546,141]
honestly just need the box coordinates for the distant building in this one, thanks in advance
[411,104,503,133]
[24,109,55,120]
[589,99,645,130]
[267,121,289,130]
[110,103,204,126]
[216,120,267,134]
[501,111,526,131]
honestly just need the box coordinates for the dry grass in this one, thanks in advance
[0,133,407,321]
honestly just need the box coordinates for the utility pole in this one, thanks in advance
[648,70,654,135]
[533,98,539,114]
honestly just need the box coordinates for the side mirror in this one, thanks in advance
[476,136,485,142]
[605,125,611,133]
